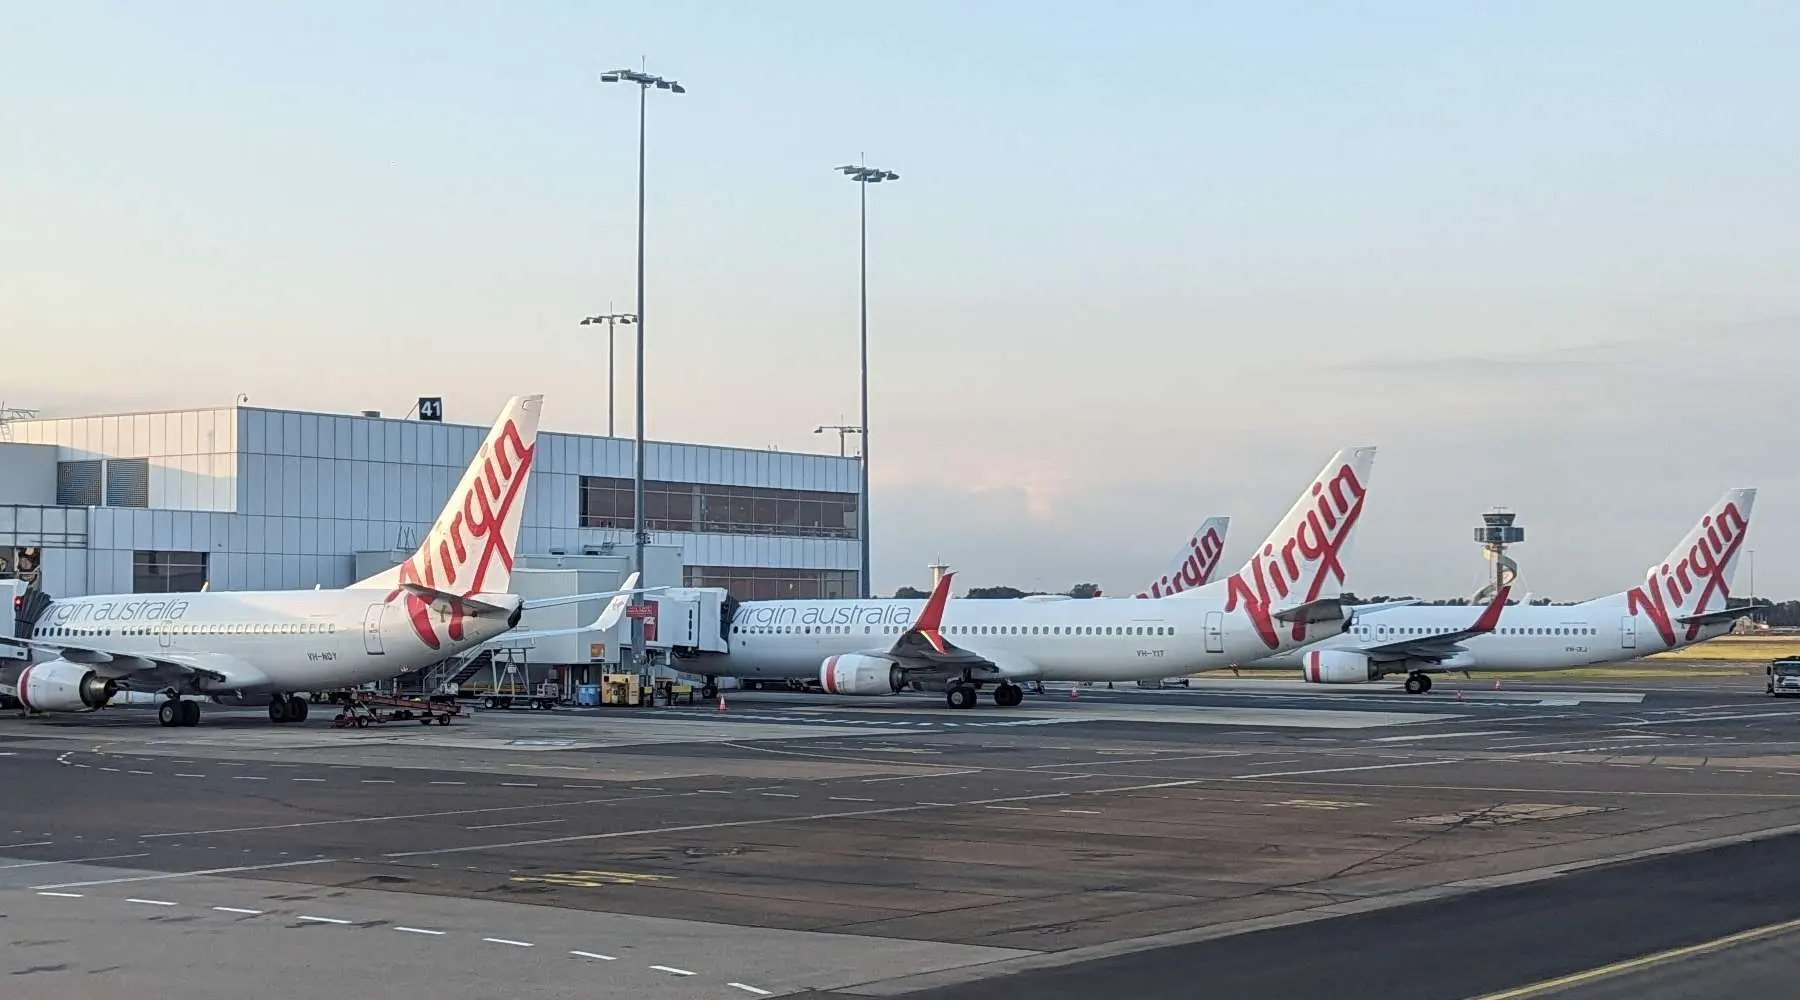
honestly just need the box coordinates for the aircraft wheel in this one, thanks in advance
[992,683,1022,707]
[159,700,181,727]
[179,700,201,727]
[946,685,977,710]
[1405,673,1431,695]
[701,682,719,700]
[268,697,289,723]
[286,695,309,724]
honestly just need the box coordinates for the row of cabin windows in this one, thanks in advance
[734,624,1177,637]
[1351,625,1598,637]
[34,622,338,639]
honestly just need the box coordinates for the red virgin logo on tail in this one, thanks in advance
[385,420,534,649]
[1625,503,1748,648]
[1225,465,1365,650]
[1137,526,1227,598]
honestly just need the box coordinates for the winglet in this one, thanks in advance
[913,571,955,654]
[595,572,642,631]
[1470,585,1511,634]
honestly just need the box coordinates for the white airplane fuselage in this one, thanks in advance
[20,588,519,696]
[720,595,1341,684]
[1256,595,1733,674]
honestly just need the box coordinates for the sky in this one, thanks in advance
[3,2,1797,600]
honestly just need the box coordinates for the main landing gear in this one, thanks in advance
[943,681,1025,709]
[157,697,200,728]
[1404,673,1433,695]
[268,694,310,724]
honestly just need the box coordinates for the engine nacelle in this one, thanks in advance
[1301,649,1380,684]
[19,660,118,712]
[820,654,903,696]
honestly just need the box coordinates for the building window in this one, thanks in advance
[682,565,858,601]
[580,476,858,539]
[105,458,150,507]
[0,546,42,583]
[57,460,102,506]
[133,551,208,594]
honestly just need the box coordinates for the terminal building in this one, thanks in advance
[0,400,861,681]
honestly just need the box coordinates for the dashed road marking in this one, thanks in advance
[126,898,178,907]
[298,915,354,925]
[571,950,616,961]
[175,773,206,778]
[499,782,538,788]
[829,796,874,802]
[36,891,84,898]
[651,965,696,976]
[730,984,774,996]
[213,907,263,915]
[395,926,445,935]
[484,937,534,948]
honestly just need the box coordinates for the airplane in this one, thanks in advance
[0,395,648,727]
[1260,488,1756,693]
[1135,517,1230,598]
[714,447,1378,708]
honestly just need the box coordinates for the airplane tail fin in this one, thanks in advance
[1615,489,1756,636]
[1139,517,1230,598]
[354,395,544,596]
[1204,447,1377,647]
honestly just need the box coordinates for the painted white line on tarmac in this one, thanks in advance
[33,857,336,890]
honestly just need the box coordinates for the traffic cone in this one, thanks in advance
[1493,680,1501,690]
[717,694,727,713]
[1068,685,1078,700]
[1456,690,1464,701]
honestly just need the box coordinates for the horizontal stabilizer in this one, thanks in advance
[1676,607,1751,626]
[398,584,512,619]
[1273,597,1348,625]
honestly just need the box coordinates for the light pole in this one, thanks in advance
[836,160,898,599]
[813,423,862,458]
[578,309,637,436]
[602,66,684,669]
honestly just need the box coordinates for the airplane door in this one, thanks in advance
[364,604,387,655]
[156,620,175,649]
[1620,616,1636,650]
[1204,611,1224,653]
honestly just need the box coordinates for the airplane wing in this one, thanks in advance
[1349,586,1511,664]
[479,574,659,648]
[519,573,667,612]
[854,571,1038,683]
[0,635,267,692]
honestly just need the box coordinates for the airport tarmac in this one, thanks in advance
[4,674,1800,998]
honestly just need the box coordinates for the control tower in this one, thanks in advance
[1472,509,1523,603]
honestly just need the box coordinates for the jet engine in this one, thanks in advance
[819,654,903,696]
[19,661,119,712]
[1300,649,1380,684]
